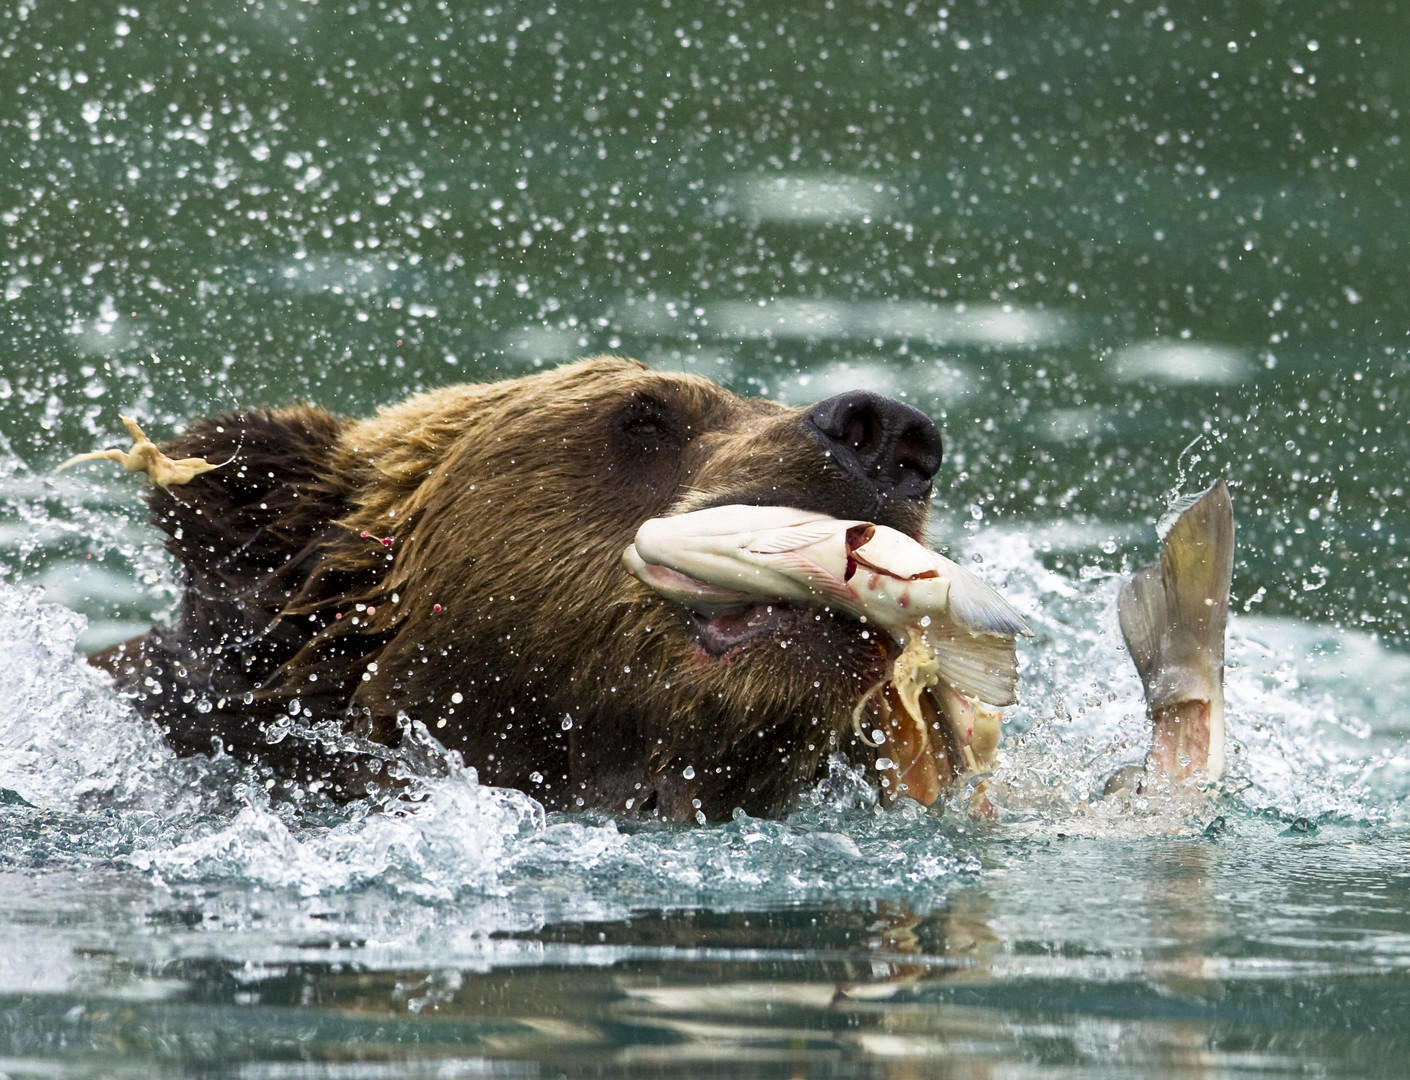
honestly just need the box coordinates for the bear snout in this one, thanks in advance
[805,390,942,504]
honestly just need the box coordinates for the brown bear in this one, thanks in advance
[88,355,947,821]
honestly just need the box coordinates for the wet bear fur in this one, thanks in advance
[94,356,934,820]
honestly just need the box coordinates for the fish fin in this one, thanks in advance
[942,559,1033,638]
[766,550,855,603]
[1117,563,1167,694]
[1155,490,1208,542]
[880,682,950,805]
[926,630,1021,707]
[1118,480,1233,710]
[745,522,847,554]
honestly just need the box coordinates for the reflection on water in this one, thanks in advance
[692,299,1069,347]
[2,519,1409,1073]
[3,831,1409,1076]
[1112,341,1253,386]
[617,293,1068,354]
[733,174,897,224]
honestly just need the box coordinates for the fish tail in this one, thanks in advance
[1117,479,1233,782]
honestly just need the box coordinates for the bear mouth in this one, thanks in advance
[624,505,906,664]
[689,602,833,657]
[686,605,895,681]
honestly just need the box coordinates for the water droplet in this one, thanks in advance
[682,765,696,780]
[561,716,574,731]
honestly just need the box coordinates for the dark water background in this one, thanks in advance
[2,1,1409,1076]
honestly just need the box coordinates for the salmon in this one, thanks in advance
[623,505,1031,804]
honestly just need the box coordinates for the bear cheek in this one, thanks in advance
[664,607,892,714]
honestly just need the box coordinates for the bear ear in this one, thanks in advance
[581,352,650,371]
[146,405,348,574]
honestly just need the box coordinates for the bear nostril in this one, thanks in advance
[806,390,943,500]
[840,410,875,456]
[893,422,943,484]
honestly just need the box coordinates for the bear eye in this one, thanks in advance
[618,397,680,450]
[625,416,664,438]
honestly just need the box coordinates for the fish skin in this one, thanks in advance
[628,489,1237,806]
[630,504,1029,641]
[631,505,857,610]
[621,544,758,612]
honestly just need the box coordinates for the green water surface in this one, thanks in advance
[2,0,1409,1076]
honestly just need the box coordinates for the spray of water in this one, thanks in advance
[1,503,1401,910]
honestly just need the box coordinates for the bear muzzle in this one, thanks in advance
[804,390,943,504]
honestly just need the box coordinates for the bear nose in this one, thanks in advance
[805,390,943,501]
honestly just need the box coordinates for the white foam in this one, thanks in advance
[1,518,1403,908]
[0,583,198,813]
[135,764,546,900]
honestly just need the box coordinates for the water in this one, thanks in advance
[3,0,1409,1075]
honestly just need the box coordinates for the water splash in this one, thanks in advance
[133,767,545,901]
[1,518,1404,913]
[0,583,200,813]
[971,527,1406,830]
